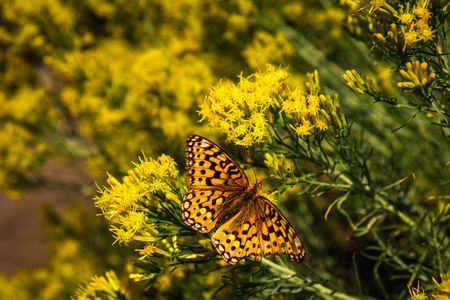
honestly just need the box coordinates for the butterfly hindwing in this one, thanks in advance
[257,197,306,262]
[182,189,230,233]
[211,211,248,265]
[210,196,306,265]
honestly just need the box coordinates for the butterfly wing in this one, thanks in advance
[184,135,249,189]
[211,212,258,265]
[211,196,306,265]
[182,135,249,233]
[256,197,306,263]
[182,189,235,233]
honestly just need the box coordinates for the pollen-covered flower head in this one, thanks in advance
[432,272,450,299]
[282,71,346,137]
[200,64,289,146]
[201,66,347,143]
[343,0,436,53]
[95,154,180,245]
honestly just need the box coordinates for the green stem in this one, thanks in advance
[291,176,353,191]
[260,259,363,300]
[373,194,417,229]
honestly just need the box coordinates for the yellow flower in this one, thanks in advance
[282,86,308,118]
[200,64,287,146]
[203,67,346,143]
[264,153,292,179]
[74,271,121,299]
[243,30,295,70]
[95,154,180,245]
[110,226,135,245]
[314,117,329,132]
[137,243,157,260]
[397,61,436,93]
[290,121,314,137]
[433,273,450,299]
[321,93,347,131]
[282,70,346,136]
[358,0,436,53]
[370,23,410,52]
[0,121,49,197]
[343,69,366,95]
[398,3,415,25]
[307,94,320,116]
[136,241,173,261]
[408,282,428,300]
[412,1,431,20]
[224,14,249,41]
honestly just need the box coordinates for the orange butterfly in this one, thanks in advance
[181,135,306,265]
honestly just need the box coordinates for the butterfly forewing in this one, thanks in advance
[185,135,248,189]
[182,135,306,265]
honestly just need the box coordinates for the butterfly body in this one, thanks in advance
[182,135,306,265]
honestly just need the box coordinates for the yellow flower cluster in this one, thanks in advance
[45,39,214,173]
[343,69,379,96]
[283,71,347,137]
[432,272,450,299]
[264,153,293,180]
[341,0,396,36]
[343,0,439,53]
[408,283,428,300]
[344,60,436,96]
[408,272,450,299]
[201,65,348,144]
[95,154,179,247]
[74,270,121,299]
[0,123,49,197]
[397,1,435,48]
[200,64,289,146]
[243,30,295,70]
[0,62,53,196]
[94,153,208,265]
[397,60,436,93]
[0,0,91,54]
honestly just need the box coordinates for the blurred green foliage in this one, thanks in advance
[0,0,449,299]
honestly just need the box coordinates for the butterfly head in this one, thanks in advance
[252,178,262,190]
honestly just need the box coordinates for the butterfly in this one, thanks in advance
[181,135,306,265]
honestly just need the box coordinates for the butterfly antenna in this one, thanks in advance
[245,146,258,181]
